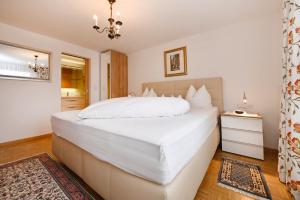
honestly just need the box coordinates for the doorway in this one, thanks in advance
[60,53,89,111]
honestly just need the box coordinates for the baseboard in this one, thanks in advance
[0,133,52,148]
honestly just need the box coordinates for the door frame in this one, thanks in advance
[61,52,90,106]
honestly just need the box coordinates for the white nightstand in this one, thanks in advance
[221,112,264,160]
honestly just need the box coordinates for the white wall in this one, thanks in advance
[0,23,100,143]
[100,51,111,100]
[128,14,282,149]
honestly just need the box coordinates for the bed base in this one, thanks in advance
[52,126,220,200]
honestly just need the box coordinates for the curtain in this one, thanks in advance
[278,0,300,199]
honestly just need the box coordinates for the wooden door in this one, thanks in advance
[110,50,128,98]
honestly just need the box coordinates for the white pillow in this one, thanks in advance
[161,94,165,97]
[178,95,182,98]
[142,88,149,97]
[185,85,196,101]
[189,85,212,108]
[78,97,190,119]
[148,88,157,97]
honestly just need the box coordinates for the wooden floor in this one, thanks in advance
[0,135,291,200]
[195,148,291,200]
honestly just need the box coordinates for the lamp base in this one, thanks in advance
[234,110,247,115]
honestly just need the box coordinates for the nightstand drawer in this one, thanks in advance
[62,97,85,106]
[61,104,85,111]
[221,116,262,132]
[222,140,264,160]
[222,128,263,146]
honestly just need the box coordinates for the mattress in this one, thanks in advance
[51,107,218,185]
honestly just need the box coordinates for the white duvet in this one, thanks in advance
[52,107,218,184]
[78,97,190,119]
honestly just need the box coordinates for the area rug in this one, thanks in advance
[0,153,101,200]
[218,157,272,200]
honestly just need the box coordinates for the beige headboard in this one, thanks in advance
[142,77,224,113]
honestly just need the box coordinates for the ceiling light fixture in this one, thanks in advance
[92,0,123,40]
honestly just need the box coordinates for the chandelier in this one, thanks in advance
[28,55,49,79]
[92,0,123,39]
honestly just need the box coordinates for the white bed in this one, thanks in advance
[52,77,223,200]
[52,106,218,185]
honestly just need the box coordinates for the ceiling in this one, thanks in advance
[0,0,281,53]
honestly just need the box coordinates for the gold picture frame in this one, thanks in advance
[164,46,187,77]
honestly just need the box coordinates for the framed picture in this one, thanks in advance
[0,41,50,81]
[164,46,187,77]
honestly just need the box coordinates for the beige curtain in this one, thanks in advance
[278,0,300,199]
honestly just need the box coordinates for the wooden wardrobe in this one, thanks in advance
[100,50,128,100]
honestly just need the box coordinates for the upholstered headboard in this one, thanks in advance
[142,77,224,113]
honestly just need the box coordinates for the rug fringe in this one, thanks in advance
[217,182,270,200]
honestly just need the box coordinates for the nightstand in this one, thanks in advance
[221,112,264,160]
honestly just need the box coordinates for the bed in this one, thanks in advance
[52,77,223,200]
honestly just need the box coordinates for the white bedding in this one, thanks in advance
[78,97,190,119]
[51,107,218,185]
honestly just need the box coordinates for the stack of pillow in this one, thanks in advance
[185,85,212,108]
[141,85,212,108]
[142,88,157,97]
[142,88,183,98]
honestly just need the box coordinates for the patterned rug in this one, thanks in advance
[0,153,101,200]
[218,157,272,200]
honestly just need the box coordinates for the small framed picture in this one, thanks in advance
[164,46,187,77]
